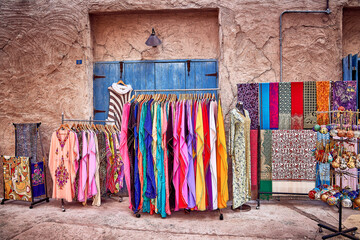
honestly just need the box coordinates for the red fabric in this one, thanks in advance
[269,82,279,129]
[291,82,304,129]
[250,130,258,190]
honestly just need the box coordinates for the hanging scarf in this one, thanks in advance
[259,83,270,129]
[269,83,279,129]
[303,81,317,129]
[291,82,304,129]
[316,81,330,125]
[278,82,292,129]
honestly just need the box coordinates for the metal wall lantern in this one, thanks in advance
[145,28,162,47]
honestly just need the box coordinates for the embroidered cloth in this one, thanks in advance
[237,83,259,129]
[2,156,32,202]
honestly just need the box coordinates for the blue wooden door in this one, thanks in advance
[93,60,218,121]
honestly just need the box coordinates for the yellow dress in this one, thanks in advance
[216,99,229,209]
[195,102,206,210]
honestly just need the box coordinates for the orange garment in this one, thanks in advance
[316,81,330,125]
[49,130,79,202]
[216,99,229,209]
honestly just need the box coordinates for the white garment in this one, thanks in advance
[209,101,218,209]
[106,83,133,128]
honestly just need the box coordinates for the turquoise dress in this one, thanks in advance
[139,102,150,213]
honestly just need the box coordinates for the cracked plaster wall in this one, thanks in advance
[0,0,359,197]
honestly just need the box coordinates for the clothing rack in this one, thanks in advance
[59,113,118,212]
[318,112,358,239]
[133,88,220,93]
[256,127,309,209]
[1,123,50,209]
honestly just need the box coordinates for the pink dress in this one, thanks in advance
[120,102,132,210]
[87,131,97,198]
[179,101,189,207]
[78,131,88,202]
[173,102,180,211]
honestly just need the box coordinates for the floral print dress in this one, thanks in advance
[229,108,251,209]
[48,130,79,202]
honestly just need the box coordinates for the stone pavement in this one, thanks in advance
[0,198,359,239]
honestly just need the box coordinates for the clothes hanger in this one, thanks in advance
[58,123,68,131]
[117,80,127,86]
[128,94,135,103]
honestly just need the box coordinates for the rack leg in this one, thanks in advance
[256,198,260,209]
[61,199,66,212]
[318,223,358,240]
[219,209,224,220]
[1,199,9,205]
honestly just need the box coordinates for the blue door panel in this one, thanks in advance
[352,54,358,81]
[93,62,120,121]
[155,62,186,96]
[186,61,217,96]
[124,62,155,94]
[343,55,350,81]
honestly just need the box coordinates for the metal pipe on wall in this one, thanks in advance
[279,0,331,82]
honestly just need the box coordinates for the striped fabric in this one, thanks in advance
[107,83,132,129]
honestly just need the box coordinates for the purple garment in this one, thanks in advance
[186,101,196,208]
[332,81,357,111]
[237,83,259,129]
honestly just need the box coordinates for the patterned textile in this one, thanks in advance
[291,82,304,129]
[272,130,316,181]
[229,109,251,209]
[259,83,270,129]
[278,83,291,129]
[316,81,330,125]
[97,131,108,196]
[237,83,259,129]
[2,156,32,202]
[332,80,357,111]
[259,130,272,199]
[31,161,45,197]
[303,81,317,129]
[14,123,38,164]
[250,130,258,190]
[269,83,279,129]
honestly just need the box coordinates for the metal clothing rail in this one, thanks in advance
[134,88,220,93]
[61,113,116,124]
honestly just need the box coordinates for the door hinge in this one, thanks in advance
[205,72,218,77]
[93,75,106,79]
[187,60,191,76]
[120,61,124,79]
[94,109,106,115]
